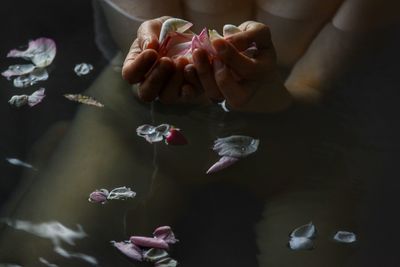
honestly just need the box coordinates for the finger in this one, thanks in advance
[224,21,272,51]
[159,57,187,104]
[184,64,202,93]
[179,84,197,103]
[212,38,259,78]
[137,16,172,50]
[138,57,175,102]
[192,48,224,101]
[213,59,254,109]
[122,47,158,83]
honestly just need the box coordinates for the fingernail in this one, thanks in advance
[213,59,224,72]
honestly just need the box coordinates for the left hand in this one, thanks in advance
[193,21,293,113]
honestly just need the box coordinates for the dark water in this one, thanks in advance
[1,1,400,267]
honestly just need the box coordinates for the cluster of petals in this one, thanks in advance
[112,226,178,266]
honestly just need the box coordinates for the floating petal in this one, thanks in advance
[39,257,58,267]
[288,237,314,251]
[130,236,169,250]
[154,124,171,136]
[8,95,28,107]
[5,158,35,169]
[206,156,239,174]
[145,131,164,143]
[88,189,109,204]
[290,222,317,239]
[155,257,178,267]
[143,248,169,262]
[74,63,93,76]
[64,94,104,107]
[136,124,156,137]
[218,100,230,112]
[107,186,136,200]
[28,88,46,107]
[153,226,178,244]
[165,128,188,145]
[13,68,48,88]
[333,231,356,243]
[213,135,259,158]
[7,38,56,67]
[111,241,143,261]
[1,64,35,78]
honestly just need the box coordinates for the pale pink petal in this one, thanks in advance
[155,257,178,267]
[206,156,239,174]
[130,236,169,250]
[153,226,178,244]
[1,64,35,78]
[7,38,56,67]
[111,241,143,261]
[88,189,109,204]
[159,18,193,43]
[28,88,46,107]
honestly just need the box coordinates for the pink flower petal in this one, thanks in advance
[88,189,109,204]
[153,226,178,244]
[165,128,188,146]
[206,156,239,174]
[111,241,143,261]
[28,88,46,107]
[7,38,56,67]
[130,236,169,250]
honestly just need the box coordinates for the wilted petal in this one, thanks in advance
[8,95,29,107]
[290,222,317,239]
[130,236,169,250]
[223,24,241,37]
[107,186,136,200]
[206,156,239,174]
[288,237,314,251]
[13,68,48,88]
[7,38,56,67]
[64,94,104,107]
[213,135,259,158]
[155,257,178,267]
[143,248,169,262]
[136,124,156,136]
[88,189,109,204]
[28,88,46,107]
[333,231,356,243]
[153,226,178,244]
[74,63,93,76]
[111,241,143,261]
[1,64,36,78]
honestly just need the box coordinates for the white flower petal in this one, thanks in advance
[290,222,317,239]
[74,63,93,76]
[333,231,356,243]
[13,68,48,88]
[8,95,29,107]
[213,135,259,158]
[136,124,156,136]
[7,38,56,67]
[1,64,36,78]
[288,237,314,251]
[28,88,46,107]
[107,186,136,200]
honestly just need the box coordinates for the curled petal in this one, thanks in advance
[223,24,241,37]
[6,158,35,169]
[28,88,46,107]
[333,231,356,243]
[153,226,178,244]
[213,135,259,158]
[74,63,93,76]
[155,257,178,267]
[206,156,239,174]
[288,237,314,251]
[137,124,156,137]
[208,29,223,42]
[290,222,317,239]
[145,131,164,143]
[165,128,188,145]
[154,124,171,136]
[107,186,136,200]
[88,189,109,204]
[64,94,104,107]
[7,38,56,67]
[143,248,169,262]
[8,95,29,107]
[1,64,35,78]
[159,18,193,43]
[13,68,48,88]
[130,236,169,250]
[111,241,143,261]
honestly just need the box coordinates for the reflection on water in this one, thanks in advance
[1,219,97,265]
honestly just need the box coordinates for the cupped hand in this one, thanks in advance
[122,16,205,105]
[193,21,293,113]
